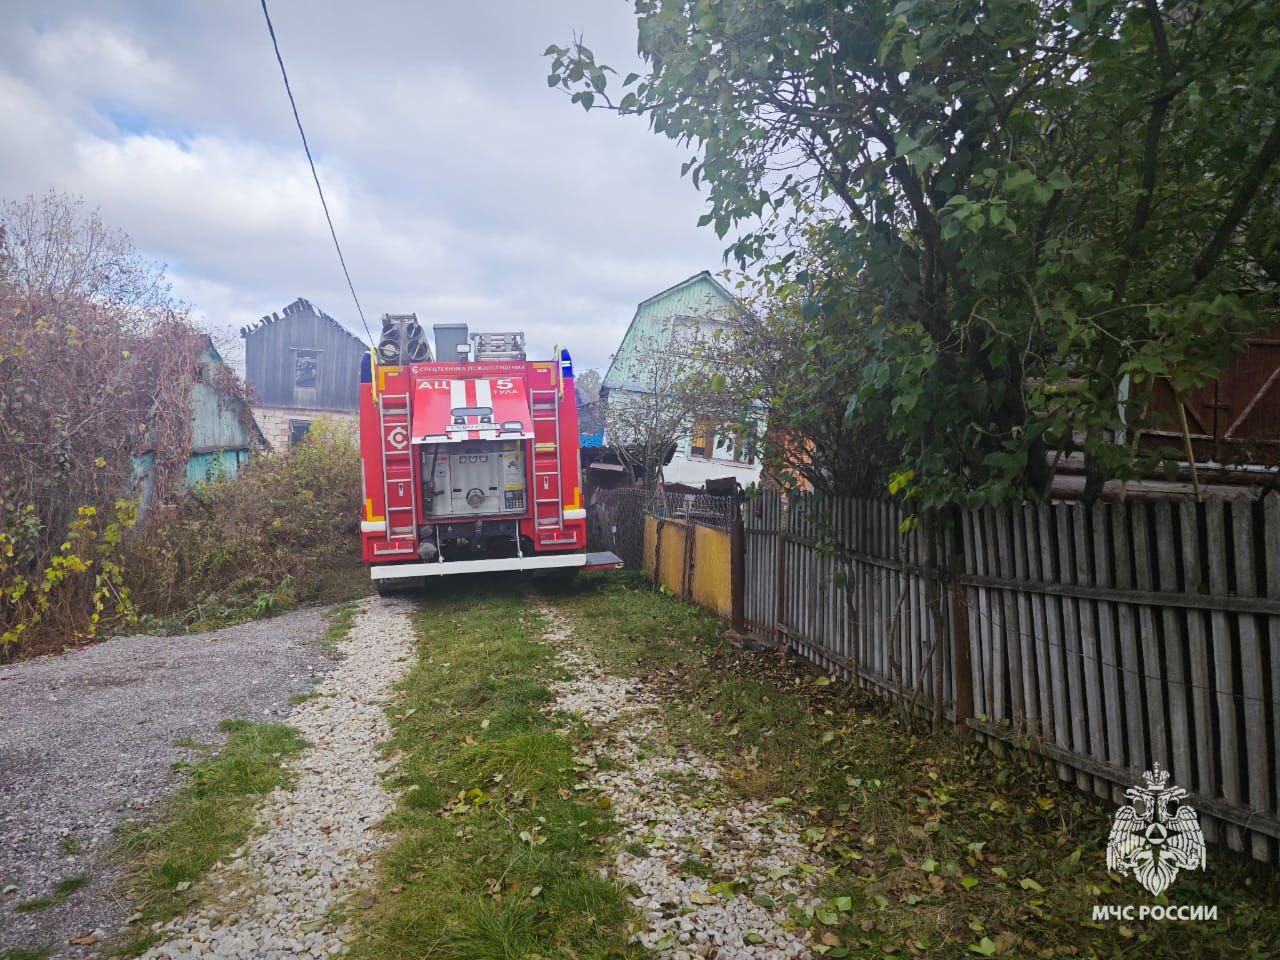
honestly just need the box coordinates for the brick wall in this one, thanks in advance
[253,406,357,452]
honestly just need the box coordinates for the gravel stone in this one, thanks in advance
[0,606,339,958]
[536,601,822,959]
[138,596,415,960]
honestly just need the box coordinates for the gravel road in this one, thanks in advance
[137,597,415,960]
[0,606,341,958]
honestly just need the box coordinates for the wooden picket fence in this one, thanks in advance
[743,490,1280,862]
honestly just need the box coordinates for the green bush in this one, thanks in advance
[124,419,368,627]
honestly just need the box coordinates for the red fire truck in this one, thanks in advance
[358,316,621,591]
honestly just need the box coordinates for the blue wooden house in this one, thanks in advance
[130,339,265,507]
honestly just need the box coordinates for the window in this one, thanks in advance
[289,419,312,448]
[689,419,714,459]
[712,425,756,465]
[293,349,319,389]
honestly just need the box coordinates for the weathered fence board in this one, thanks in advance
[1205,499,1244,852]
[1154,502,1190,809]
[1178,500,1220,845]
[1266,496,1280,855]
[734,489,1280,862]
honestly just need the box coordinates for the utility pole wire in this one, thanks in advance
[258,0,373,345]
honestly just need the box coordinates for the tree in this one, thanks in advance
[605,332,700,487]
[603,326,744,487]
[698,271,894,497]
[548,0,1280,508]
[1,191,177,315]
[575,367,603,404]
[0,193,224,651]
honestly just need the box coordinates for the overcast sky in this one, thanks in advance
[0,1,729,372]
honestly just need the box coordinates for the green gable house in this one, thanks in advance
[130,338,265,508]
[602,271,762,489]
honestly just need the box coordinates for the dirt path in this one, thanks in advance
[536,601,822,959]
[136,597,415,960]
[0,607,340,958]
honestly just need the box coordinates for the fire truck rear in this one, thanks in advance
[358,315,621,591]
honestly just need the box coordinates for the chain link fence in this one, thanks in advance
[587,488,650,569]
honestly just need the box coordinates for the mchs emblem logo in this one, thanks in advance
[1107,763,1206,896]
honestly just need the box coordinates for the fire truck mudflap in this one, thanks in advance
[358,316,622,581]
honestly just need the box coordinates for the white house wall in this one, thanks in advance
[664,446,762,487]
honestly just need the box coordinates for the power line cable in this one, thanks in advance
[258,0,373,345]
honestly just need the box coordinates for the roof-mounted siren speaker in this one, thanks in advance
[377,313,433,365]
[434,323,470,362]
[403,317,431,362]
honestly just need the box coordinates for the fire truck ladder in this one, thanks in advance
[529,387,564,536]
[379,392,417,539]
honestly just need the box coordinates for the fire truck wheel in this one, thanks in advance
[375,577,425,597]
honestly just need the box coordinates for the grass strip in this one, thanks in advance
[351,575,638,960]
[319,601,359,657]
[113,719,308,955]
[544,572,1280,960]
[10,874,88,914]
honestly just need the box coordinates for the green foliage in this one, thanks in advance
[549,1,1280,506]
[350,579,638,960]
[124,419,367,626]
[116,720,308,956]
[1,499,139,653]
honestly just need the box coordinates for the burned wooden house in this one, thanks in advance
[240,298,367,450]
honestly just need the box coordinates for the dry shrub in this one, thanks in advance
[2,193,364,653]
[1,193,219,657]
[124,419,366,626]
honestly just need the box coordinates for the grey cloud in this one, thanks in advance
[0,0,727,371]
